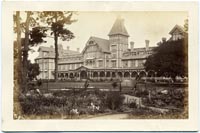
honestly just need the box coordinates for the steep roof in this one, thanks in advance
[169,25,185,35]
[38,46,54,52]
[82,36,110,53]
[36,45,80,59]
[90,36,110,53]
[108,17,129,37]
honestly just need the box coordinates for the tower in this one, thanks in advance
[108,16,129,68]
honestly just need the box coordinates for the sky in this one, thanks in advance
[22,11,188,62]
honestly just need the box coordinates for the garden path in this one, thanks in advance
[87,113,129,119]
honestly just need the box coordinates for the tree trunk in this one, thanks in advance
[54,13,58,81]
[54,33,58,81]
[16,11,22,86]
[22,11,31,92]
[14,11,22,119]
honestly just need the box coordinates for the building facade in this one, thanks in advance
[35,17,186,81]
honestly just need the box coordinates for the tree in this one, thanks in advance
[14,11,47,92]
[144,37,188,79]
[15,11,22,86]
[112,81,118,89]
[27,60,40,81]
[184,19,188,32]
[39,11,76,81]
[21,11,31,91]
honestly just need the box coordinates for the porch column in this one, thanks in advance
[122,72,124,79]
[98,72,100,81]
[87,71,90,79]
[105,71,107,80]
[91,71,93,79]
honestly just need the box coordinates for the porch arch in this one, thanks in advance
[80,71,87,79]
[100,71,105,77]
[124,71,130,78]
[93,71,98,77]
[131,71,138,77]
[139,71,146,78]
[106,71,111,77]
[117,72,122,78]
[111,72,116,77]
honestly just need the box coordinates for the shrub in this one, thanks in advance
[129,102,137,108]
[105,92,124,110]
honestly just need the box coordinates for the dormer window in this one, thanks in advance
[89,40,94,45]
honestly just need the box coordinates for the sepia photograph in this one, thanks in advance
[2,1,199,131]
[13,11,189,119]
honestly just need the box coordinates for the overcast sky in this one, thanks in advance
[26,11,187,62]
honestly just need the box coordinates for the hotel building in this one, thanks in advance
[35,17,186,81]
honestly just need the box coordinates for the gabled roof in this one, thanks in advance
[108,16,129,37]
[76,65,89,71]
[90,36,110,53]
[169,25,185,35]
[36,45,80,59]
[38,46,54,52]
[82,36,110,53]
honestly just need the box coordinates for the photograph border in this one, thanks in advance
[2,1,199,131]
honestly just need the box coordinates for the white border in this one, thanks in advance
[1,1,199,131]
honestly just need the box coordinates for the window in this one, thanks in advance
[131,60,135,67]
[89,40,94,45]
[139,51,144,55]
[58,65,61,70]
[45,63,48,70]
[172,33,182,41]
[111,60,117,68]
[123,61,128,68]
[106,60,109,67]
[72,64,75,69]
[138,60,144,67]
[98,60,103,67]
[65,65,68,70]
[135,60,138,67]
[112,54,117,58]
[42,52,48,57]
[111,45,117,52]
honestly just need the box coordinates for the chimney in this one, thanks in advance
[77,48,80,52]
[145,40,149,50]
[162,37,167,42]
[130,41,134,51]
[67,46,70,50]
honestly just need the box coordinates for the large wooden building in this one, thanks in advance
[35,17,186,81]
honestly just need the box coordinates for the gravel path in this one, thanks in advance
[87,113,129,119]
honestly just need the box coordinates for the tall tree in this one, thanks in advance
[15,11,22,85]
[39,11,76,81]
[144,37,188,79]
[14,11,47,92]
[22,11,31,91]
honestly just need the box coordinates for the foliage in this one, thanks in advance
[27,60,40,81]
[105,92,124,110]
[144,38,188,78]
[112,81,118,89]
[14,11,47,92]
[29,27,47,46]
[38,11,77,81]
